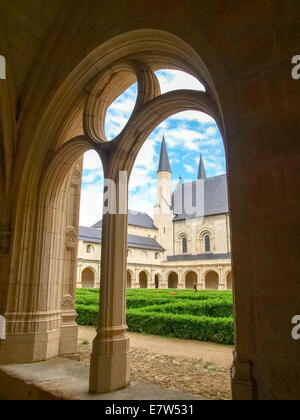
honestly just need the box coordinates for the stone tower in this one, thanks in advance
[154,135,174,256]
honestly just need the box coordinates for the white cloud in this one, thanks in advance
[168,110,215,124]
[206,126,218,137]
[83,150,102,170]
[156,70,205,93]
[80,189,103,227]
[184,164,195,174]
[83,172,101,184]
[164,128,205,152]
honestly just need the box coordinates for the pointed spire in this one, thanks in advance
[157,135,171,173]
[197,154,207,179]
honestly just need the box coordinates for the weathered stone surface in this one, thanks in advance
[0,358,200,401]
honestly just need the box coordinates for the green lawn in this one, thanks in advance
[76,288,234,345]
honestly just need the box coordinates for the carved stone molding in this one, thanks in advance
[61,295,75,311]
[65,227,77,249]
[0,229,10,256]
[71,164,81,185]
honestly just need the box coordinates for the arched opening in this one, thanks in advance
[9,29,235,398]
[155,274,160,289]
[168,272,178,289]
[127,271,132,289]
[205,235,211,253]
[227,272,233,290]
[205,271,219,290]
[182,237,188,254]
[185,271,197,289]
[139,271,148,289]
[81,268,95,289]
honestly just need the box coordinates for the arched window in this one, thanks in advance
[182,237,188,254]
[86,245,91,254]
[205,235,211,252]
[155,252,159,260]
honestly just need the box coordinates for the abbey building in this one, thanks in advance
[77,136,232,290]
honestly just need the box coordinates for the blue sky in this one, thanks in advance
[80,70,226,226]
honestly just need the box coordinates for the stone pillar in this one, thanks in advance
[231,352,257,400]
[218,267,225,290]
[97,262,101,289]
[133,268,140,288]
[198,268,205,290]
[89,210,130,393]
[178,269,184,289]
[89,159,130,393]
[77,264,82,288]
[150,269,156,289]
[161,270,167,289]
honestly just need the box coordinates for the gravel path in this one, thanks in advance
[78,326,233,400]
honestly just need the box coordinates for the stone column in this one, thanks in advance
[178,269,184,289]
[197,268,204,289]
[218,267,225,290]
[77,264,82,288]
[134,267,140,288]
[161,270,167,289]
[89,160,130,393]
[150,269,156,289]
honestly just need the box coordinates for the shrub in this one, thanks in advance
[138,299,233,318]
[76,304,98,327]
[75,288,234,345]
[127,309,234,345]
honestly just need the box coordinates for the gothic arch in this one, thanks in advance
[2,28,232,393]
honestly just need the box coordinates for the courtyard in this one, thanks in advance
[78,326,233,401]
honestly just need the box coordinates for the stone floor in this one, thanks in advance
[0,358,201,400]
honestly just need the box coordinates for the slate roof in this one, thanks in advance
[92,210,158,230]
[157,135,171,173]
[172,174,228,221]
[79,226,165,252]
[197,154,207,180]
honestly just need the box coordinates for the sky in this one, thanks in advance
[80,70,226,227]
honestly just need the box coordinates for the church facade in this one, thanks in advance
[77,136,232,290]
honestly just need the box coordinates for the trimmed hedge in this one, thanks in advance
[127,310,234,345]
[76,288,234,345]
[138,299,233,318]
[76,304,99,326]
